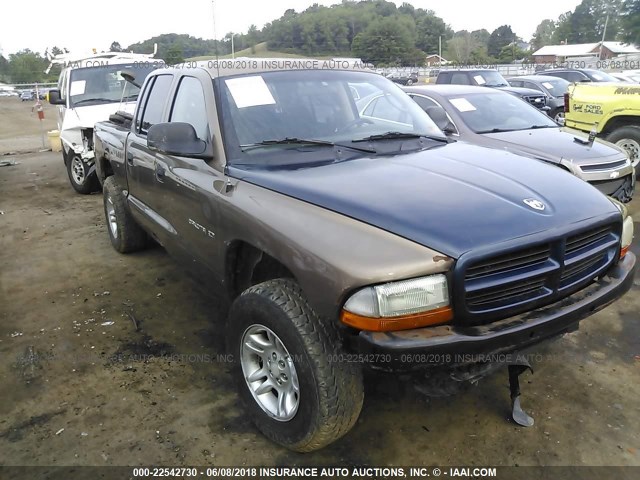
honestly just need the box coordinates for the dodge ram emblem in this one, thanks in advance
[523,198,546,211]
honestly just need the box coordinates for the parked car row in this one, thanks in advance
[47,60,637,453]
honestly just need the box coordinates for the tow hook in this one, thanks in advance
[507,360,534,427]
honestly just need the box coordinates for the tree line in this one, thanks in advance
[1,0,638,83]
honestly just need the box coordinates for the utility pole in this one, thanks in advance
[599,14,609,60]
[438,35,442,66]
[232,33,236,59]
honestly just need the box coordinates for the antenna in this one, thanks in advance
[212,0,220,78]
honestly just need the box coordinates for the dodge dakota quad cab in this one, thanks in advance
[564,81,640,174]
[46,51,163,193]
[94,62,636,452]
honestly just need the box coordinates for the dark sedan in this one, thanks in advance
[403,85,635,203]
[535,68,619,83]
[507,75,570,123]
[386,71,419,85]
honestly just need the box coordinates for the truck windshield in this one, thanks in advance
[538,77,570,96]
[218,69,445,163]
[68,63,159,107]
[473,71,508,87]
[447,92,558,134]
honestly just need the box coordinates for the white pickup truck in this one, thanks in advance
[47,51,164,193]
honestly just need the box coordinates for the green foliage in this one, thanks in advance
[531,19,555,51]
[621,0,640,44]
[0,54,9,82]
[445,30,495,64]
[497,44,529,63]
[110,41,123,52]
[415,14,453,55]
[488,25,515,57]
[352,16,420,66]
[551,0,625,44]
[166,44,185,65]
[127,34,227,60]
[7,50,52,83]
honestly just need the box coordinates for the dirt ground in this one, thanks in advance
[0,96,639,469]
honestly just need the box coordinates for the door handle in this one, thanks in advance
[155,163,166,181]
[126,152,134,165]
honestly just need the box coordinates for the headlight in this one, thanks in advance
[610,198,633,259]
[621,216,634,259]
[341,274,453,332]
[610,197,628,218]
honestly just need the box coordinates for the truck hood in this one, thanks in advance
[481,127,628,166]
[228,142,619,258]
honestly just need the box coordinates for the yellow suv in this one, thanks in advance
[564,82,640,173]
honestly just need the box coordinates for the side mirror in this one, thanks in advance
[48,89,65,105]
[148,122,209,158]
[120,70,140,88]
[426,106,456,134]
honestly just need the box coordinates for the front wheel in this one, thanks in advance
[66,152,99,194]
[226,279,364,452]
[606,126,640,172]
[551,108,564,124]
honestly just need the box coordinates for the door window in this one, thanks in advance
[170,77,209,141]
[139,75,173,135]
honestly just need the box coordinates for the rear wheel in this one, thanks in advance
[227,279,364,452]
[66,152,99,194]
[102,176,148,253]
[606,126,640,171]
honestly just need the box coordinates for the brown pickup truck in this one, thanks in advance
[94,61,636,451]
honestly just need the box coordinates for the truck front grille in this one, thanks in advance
[524,95,547,109]
[460,223,619,325]
[580,159,629,172]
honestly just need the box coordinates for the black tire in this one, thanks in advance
[227,279,364,452]
[102,176,148,253]
[551,108,564,124]
[605,126,640,174]
[66,152,99,194]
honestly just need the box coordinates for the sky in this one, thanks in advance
[0,0,583,56]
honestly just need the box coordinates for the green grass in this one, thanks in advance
[187,42,340,61]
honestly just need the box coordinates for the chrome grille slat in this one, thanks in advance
[580,159,628,172]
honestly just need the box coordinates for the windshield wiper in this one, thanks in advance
[72,98,116,106]
[241,137,376,154]
[476,128,518,134]
[352,132,447,143]
[528,124,556,129]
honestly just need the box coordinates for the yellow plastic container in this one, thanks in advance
[47,130,62,152]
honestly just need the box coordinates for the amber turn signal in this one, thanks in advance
[340,306,453,332]
[620,245,630,259]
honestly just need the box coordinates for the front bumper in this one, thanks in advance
[356,252,636,371]
[592,173,635,203]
